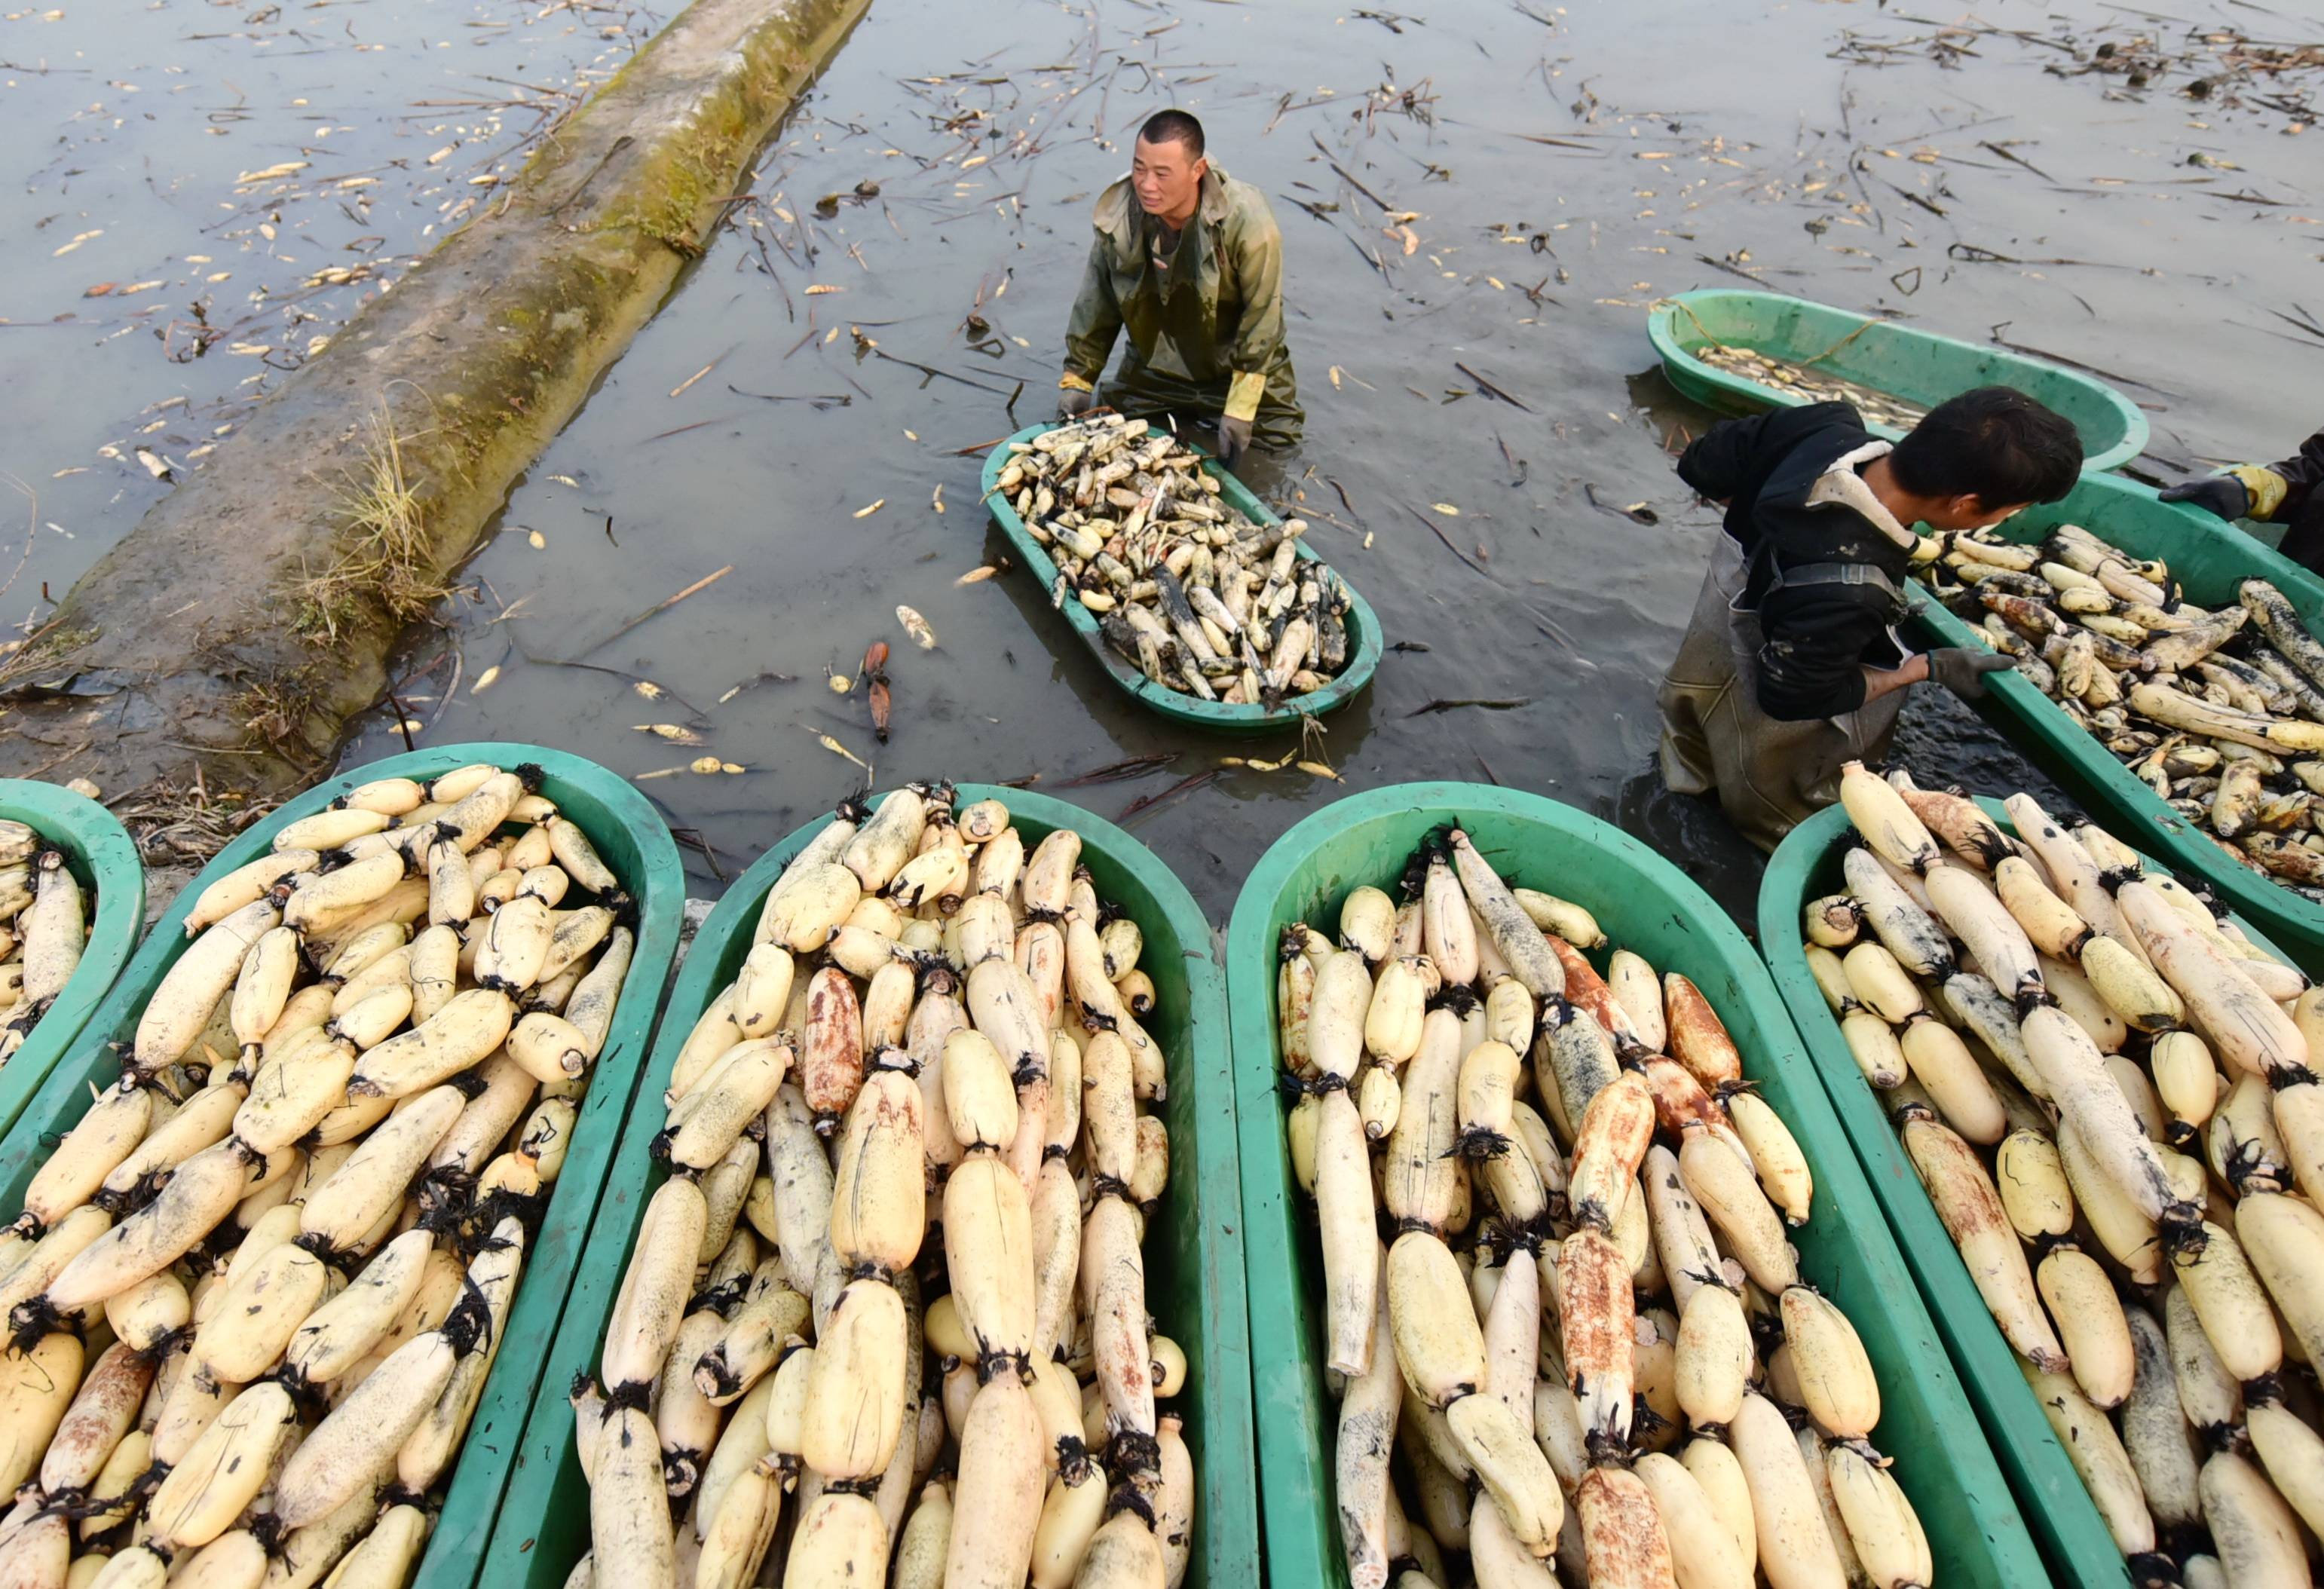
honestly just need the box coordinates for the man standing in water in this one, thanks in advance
[1056,109,1302,469]
[1656,387,2083,850]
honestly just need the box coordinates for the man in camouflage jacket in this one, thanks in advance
[1058,109,1301,467]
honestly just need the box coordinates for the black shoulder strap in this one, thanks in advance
[1743,543,1906,619]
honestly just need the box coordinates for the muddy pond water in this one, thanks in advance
[8,0,2318,921]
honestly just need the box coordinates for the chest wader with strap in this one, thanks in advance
[1656,537,1914,853]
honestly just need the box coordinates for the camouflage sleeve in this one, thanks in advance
[1061,232,1121,390]
[1219,210,1286,423]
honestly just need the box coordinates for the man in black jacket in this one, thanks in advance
[1657,386,2084,850]
[2161,427,2324,571]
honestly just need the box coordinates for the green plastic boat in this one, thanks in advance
[482,783,1256,1589]
[1226,782,2048,1589]
[0,745,684,1589]
[981,421,1381,731]
[1759,796,2298,1589]
[0,779,144,1144]
[1648,288,2150,472]
[1904,467,2324,967]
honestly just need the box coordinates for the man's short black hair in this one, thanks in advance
[1138,109,1205,160]
[1890,386,2082,508]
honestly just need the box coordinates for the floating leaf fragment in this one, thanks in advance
[716,670,790,705]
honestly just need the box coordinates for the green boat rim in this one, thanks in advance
[1903,467,2324,968]
[1647,287,2150,473]
[0,779,146,1144]
[482,782,1256,1589]
[1226,779,2050,1589]
[981,419,1382,731]
[1756,794,2274,1589]
[0,743,684,1589]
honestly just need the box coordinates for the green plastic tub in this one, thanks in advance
[1226,782,2045,1589]
[0,779,145,1143]
[1759,797,2293,1589]
[1647,288,2149,472]
[483,784,1255,1587]
[0,744,682,1589]
[981,421,1382,731]
[1903,467,2324,968]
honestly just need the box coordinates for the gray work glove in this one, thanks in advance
[1057,384,1098,421]
[1215,414,1253,469]
[2159,475,2250,521]
[1927,647,2015,700]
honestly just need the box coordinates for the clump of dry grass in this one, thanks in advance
[290,407,458,641]
[237,666,326,753]
[113,774,277,868]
